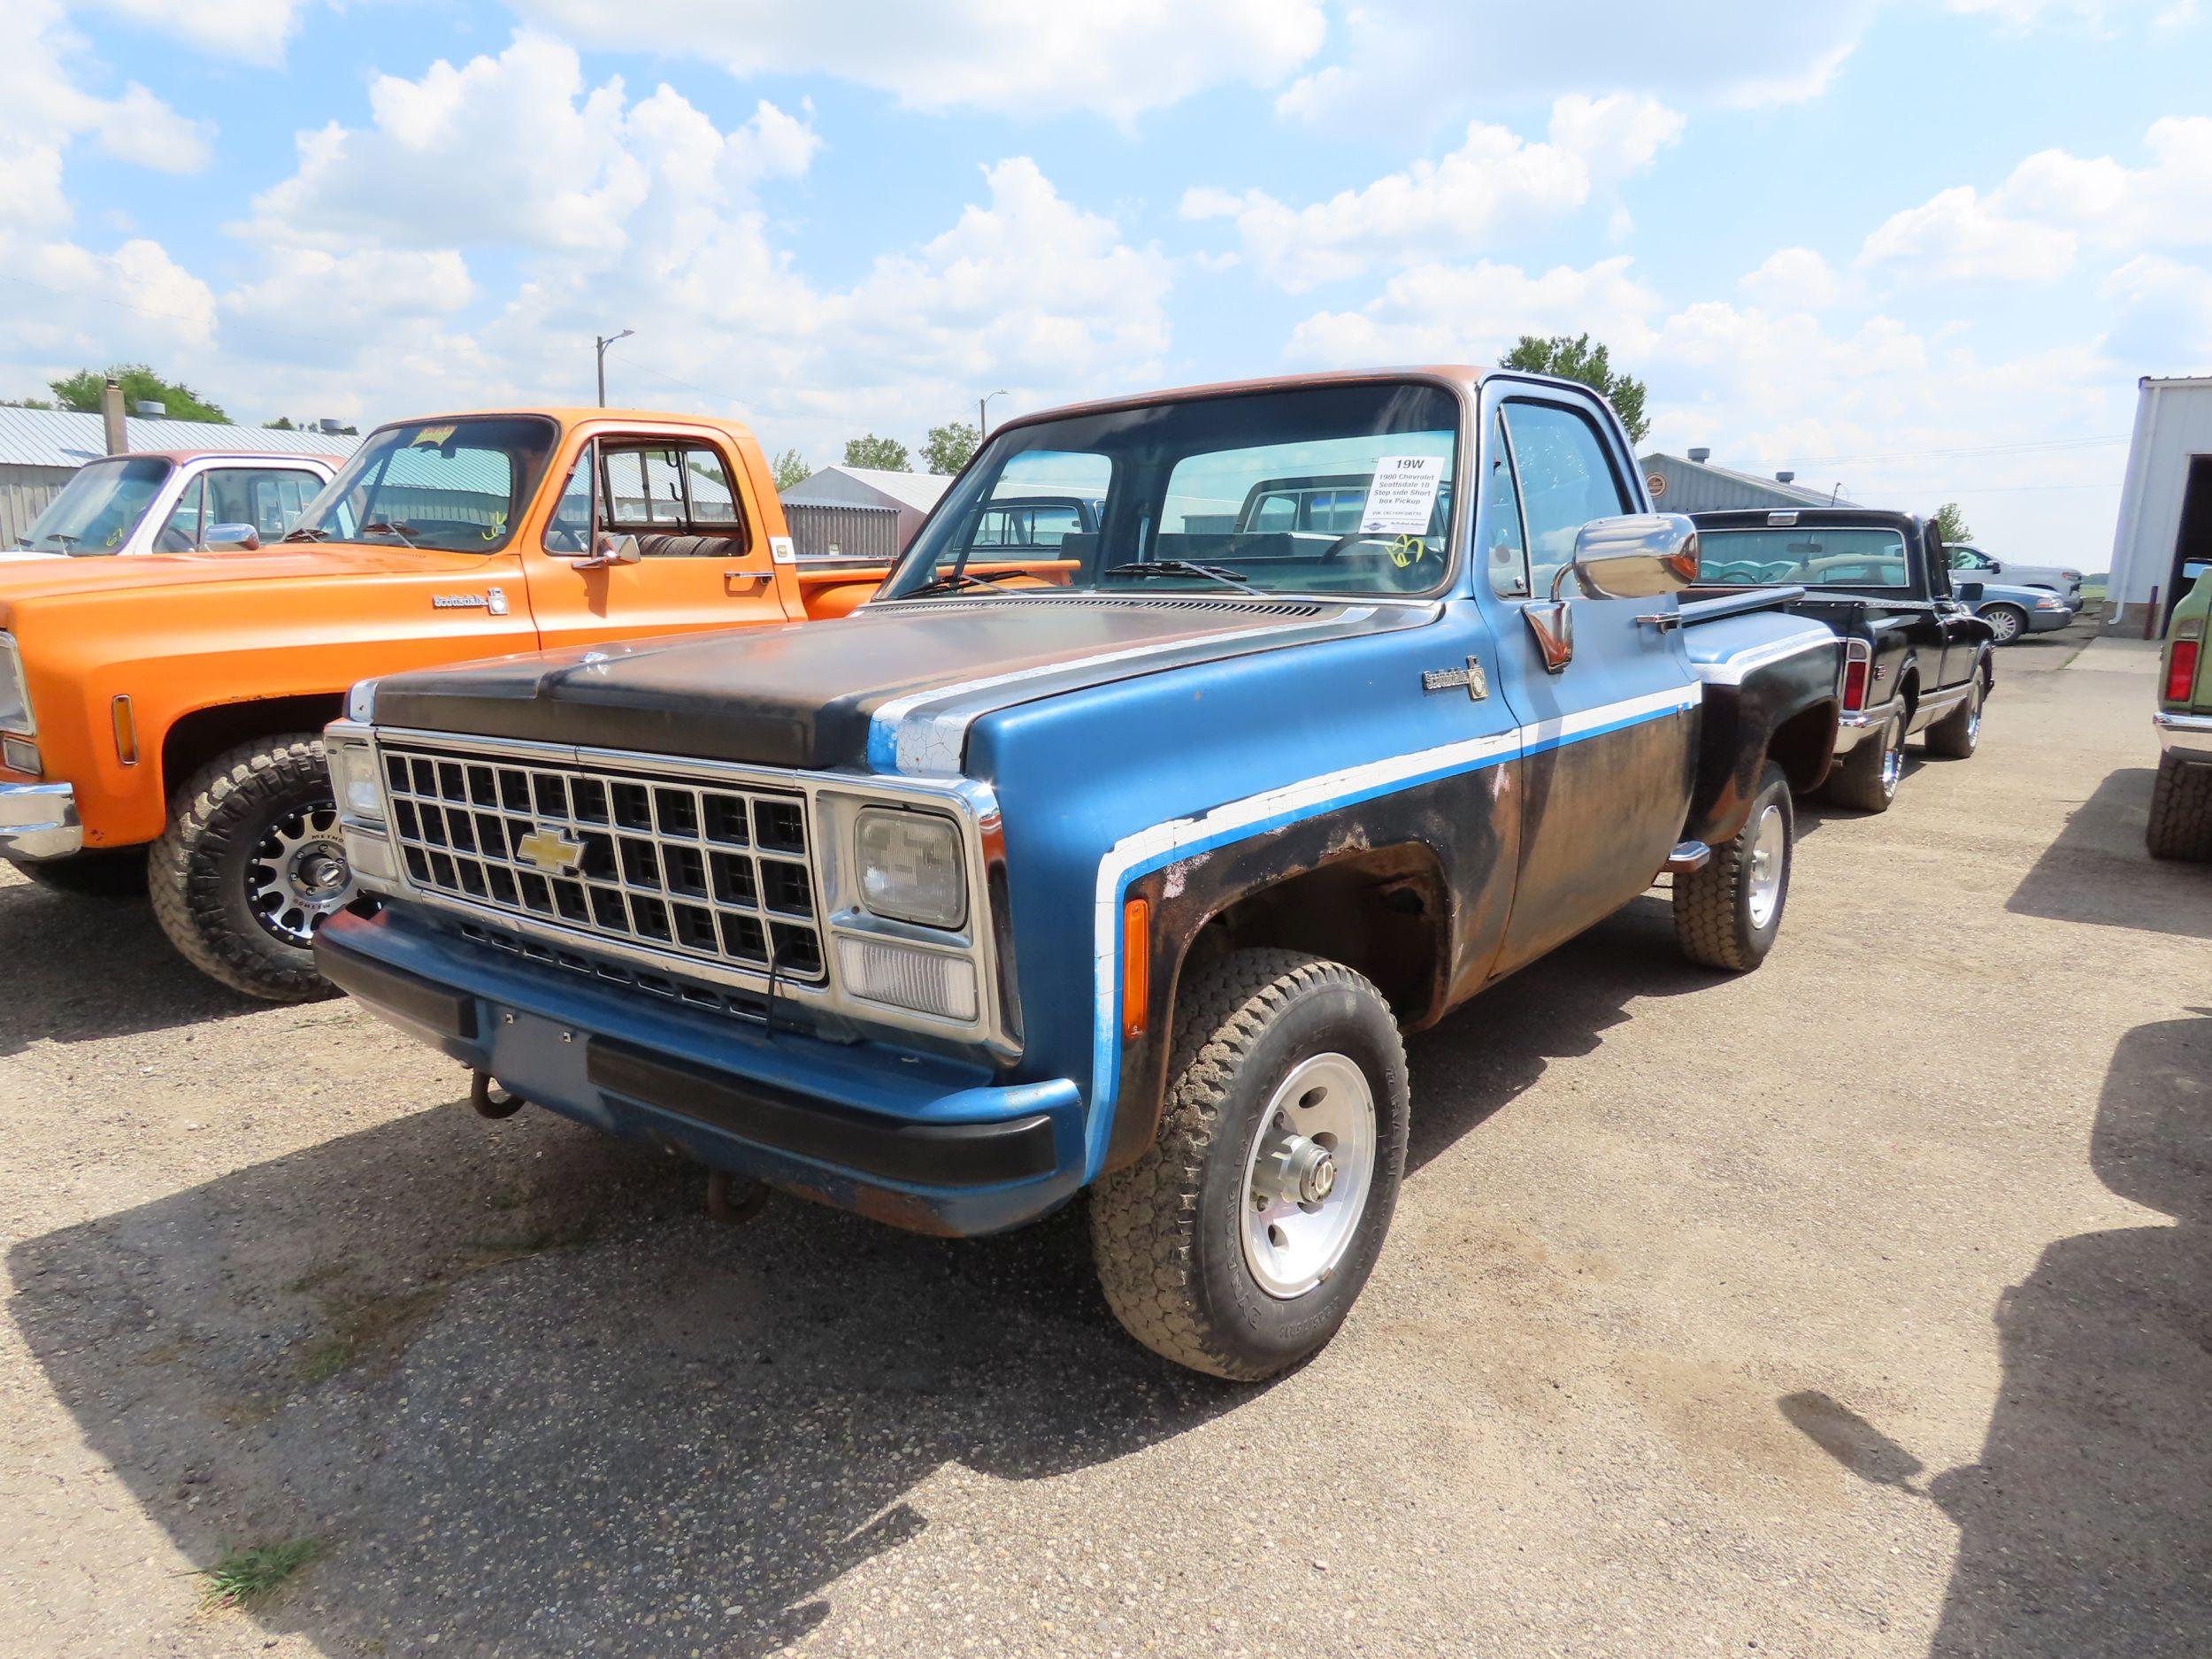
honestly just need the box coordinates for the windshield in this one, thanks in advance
[1697,526,1911,590]
[288,416,557,552]
[879,381,1461,601]
[19,457,172,555]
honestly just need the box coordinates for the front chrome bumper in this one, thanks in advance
[2156,710,2212,762]
[0,780,82,860]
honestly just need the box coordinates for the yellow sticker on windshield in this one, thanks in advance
[411,425,456,447]
[1388,534,1427,568]
[481,509,507,542]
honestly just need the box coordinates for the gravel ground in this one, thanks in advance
[2,618,2205,1658]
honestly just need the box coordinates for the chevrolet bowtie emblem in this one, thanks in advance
[515,827,585,875]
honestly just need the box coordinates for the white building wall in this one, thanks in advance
[2108,375,2212,629]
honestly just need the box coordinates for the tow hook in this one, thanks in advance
[705,1168,770,1225]
[470,1070,527,1119]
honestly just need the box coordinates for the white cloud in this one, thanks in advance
[509,0,1326,123]
[1740,246,1852,311]
[82,0,309,67]
[1284,256,1663,365]
[2100,253,2212,362]
[1183,95,1682,290]
[1859,185,2078,280]
[248,34,817,254]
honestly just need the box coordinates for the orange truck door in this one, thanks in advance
[522,432,789,650]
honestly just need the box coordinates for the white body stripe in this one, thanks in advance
[1689,626,1838,686]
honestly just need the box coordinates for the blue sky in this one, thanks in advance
[5,1,2210,565]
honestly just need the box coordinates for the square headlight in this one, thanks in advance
[330,741,385,821]
[855,808,965,929]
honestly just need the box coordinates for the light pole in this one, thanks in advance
[595,329,634,407]
[978,388,1008,439]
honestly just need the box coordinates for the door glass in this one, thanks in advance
[204,468,321,537]
[602,445,751,555]
[544,443,594,554]
[683,450,741,524]
[1479,412,1529,597]
[1503,401,1629,598]
[157,477,205,552]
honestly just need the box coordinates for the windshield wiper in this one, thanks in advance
[1102,558,1259,595]
[282,526,332,542]
[904,568,1034,597]
[359,521,418,548]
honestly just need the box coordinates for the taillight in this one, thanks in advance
[2168,639,2200,703]
[1843,655,1870,710]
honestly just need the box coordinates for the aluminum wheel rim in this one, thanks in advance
[1746,803,1786,931]
[1989,610,2021,642]
[1965,685,1983,743]
[1880,718,1903,797]
[1240,1052,1377,1300]
[248,798,351,946]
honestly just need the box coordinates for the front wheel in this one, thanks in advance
[1981,604,2026,645]
[1674,761,1793,972]
[1089,949,1409,1380]
[150,734,350,1002]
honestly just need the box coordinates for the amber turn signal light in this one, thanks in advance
[1122,897,1149,1041]
[111,694,139,766]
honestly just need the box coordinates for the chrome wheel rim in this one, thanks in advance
[1240,1052,1376,1300]
[1880,718,1903,798]
[1965,685,1983,744]
[1746,803,1786,931]
[248,798,351,946]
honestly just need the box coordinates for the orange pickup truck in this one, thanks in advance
[0,408,898,999]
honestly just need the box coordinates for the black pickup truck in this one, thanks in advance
[1688,508,1995,813]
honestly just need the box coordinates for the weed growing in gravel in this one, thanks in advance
[200,1539,319,1610]
[296,1285,444,1384]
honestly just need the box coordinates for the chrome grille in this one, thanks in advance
[379,741,826,983]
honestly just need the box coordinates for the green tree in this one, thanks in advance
[1929,503,1972,546]
[263,416,296,430]
[921,421,979,475]
[770,448,812,491]
[843,434,910,472]
[1,396,55,410]
[48,365,228,423]
[1498,334,1649,443]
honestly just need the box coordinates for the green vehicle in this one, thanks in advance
[2149,557,2212,860]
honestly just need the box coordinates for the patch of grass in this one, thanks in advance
[296,1285,446,1384]
[200,1538,319,1611]
[459,1211,602,1267]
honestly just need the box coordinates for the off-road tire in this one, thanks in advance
[19,849,148,897]
[2146,756,2212,862]
[1982,604,2027,645]
[1824,710,1902,813]
[1924,669,1987,760]
[150,733,342,1002]
[1675,761,1793,972]
[1089,948,1409,1381]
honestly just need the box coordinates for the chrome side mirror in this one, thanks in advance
[202,522,261,552]
[1562,513,1700,601]
[576,532,641,569]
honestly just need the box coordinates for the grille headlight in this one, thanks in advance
[855,809,966,928]
[0,634,33,736]
[835,937,979,1021]
[329,741,385,820]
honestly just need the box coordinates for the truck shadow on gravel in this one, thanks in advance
[2006,766,2212,940]
[9,899,1746,1654]
[0,876,263,1057]
[1779,1009,2212,1656]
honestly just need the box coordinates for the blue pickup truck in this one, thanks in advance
[316,368,1842,1379]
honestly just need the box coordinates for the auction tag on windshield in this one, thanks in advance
[1361,455,1444,534]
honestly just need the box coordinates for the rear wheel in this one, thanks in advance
[1089,948,1409,1380]
[18,849,148,898]
[150,734,350,1002]
[1982,604,2027,645]
[1674,761,1793,972]
[1924,672,1986,759]
[2146,756,2212,862]
[1824,710,1903,813]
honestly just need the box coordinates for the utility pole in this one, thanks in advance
[595,329,634,407]
[978,388,1007,440]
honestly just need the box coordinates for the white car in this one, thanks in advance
[4,449,339,563]
[1945,543,2083,607]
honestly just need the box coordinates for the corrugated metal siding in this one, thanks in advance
[0,406,357,468]
[785,500,903,561]
[0,465,79,548]
[2108,377,2212,611]
[1641,454,1852,515]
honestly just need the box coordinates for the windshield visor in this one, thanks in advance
[19,457,172,555]
[288,416,557,552]
[880,380,1462,601]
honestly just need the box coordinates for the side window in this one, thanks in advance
[1479,412,1529,598]
[602,444,750,555]
[544,442,594,554]
[1249,494,1296,534]
[158,477,205,552]
[1502,401,1630,595]
[204,468,321,536]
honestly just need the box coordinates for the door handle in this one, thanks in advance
[723,569,770,593]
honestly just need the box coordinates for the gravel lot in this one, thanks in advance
[3,618,2205,1658]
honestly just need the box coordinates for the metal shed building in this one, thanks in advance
[1639,451,1856,514]
[780,465,952,553]
[2104,375,2212,634]
[0,407,357,548]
